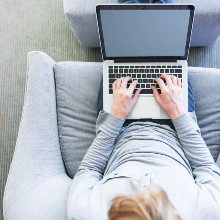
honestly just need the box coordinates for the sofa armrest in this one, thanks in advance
[3,51,71,219]
[4,174,71,220]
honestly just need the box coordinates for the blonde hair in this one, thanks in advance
[108,183,181,220]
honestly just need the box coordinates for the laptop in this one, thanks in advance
[96,4,195,119]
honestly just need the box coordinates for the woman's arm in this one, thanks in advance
[153,74,220,218]
[172,112,220,218]
[154,74,220,189]
[67,110,125,219]
[68,77,142,219]
[76,110,125,177]
[172,112,220,175]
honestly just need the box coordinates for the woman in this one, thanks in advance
[67,75,220,220]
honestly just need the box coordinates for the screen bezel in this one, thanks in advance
[96,4,195,61]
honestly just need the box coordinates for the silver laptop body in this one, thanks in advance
[96,3,195,119]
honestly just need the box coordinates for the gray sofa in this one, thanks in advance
[3,51,220,219]
[63,0,220,48]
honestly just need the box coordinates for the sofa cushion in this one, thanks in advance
[54,63,220,178]
[54,61,103,178]
[188,67,220,162]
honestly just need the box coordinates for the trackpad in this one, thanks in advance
[132,97,160,118]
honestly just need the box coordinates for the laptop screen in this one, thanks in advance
[96,4,195,61]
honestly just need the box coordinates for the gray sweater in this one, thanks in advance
[67,110,220,220]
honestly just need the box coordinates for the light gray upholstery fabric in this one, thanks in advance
[54,61,103,178]
[63,0,220,48]
[188,67,220,162]
[3,51,72,220]
[3,51,220,220]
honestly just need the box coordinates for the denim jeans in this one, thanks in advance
[118,0,172,4]
[97,75,196,132]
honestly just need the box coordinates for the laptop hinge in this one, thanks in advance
[114,59,177,63]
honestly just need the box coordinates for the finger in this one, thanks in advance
[121,76,132,89]
[154,77,166,91]
[177,77,181,88]
[160,74,172,86]
[116,78,123,89]
[132,88,142,106]
[128,79,138,93]
[151,85,161,104]
[170,75,177,86]
[113,78,117,89]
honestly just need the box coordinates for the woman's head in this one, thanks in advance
[108,183,181,220]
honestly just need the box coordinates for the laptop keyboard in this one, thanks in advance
[108,65,183,95]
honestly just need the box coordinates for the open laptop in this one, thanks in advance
[96,4,195,119]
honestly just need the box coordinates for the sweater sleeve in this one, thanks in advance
[75,110,125,177]
[172,112,220,175]
[172,112,220,217]
[67,110,125,220]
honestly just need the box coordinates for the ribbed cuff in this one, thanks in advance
[171,112,200,137]
[96,110,125,137]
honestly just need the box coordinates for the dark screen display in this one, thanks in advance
[100,10,190,57]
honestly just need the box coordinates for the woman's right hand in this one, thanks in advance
[151,74,186,120]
